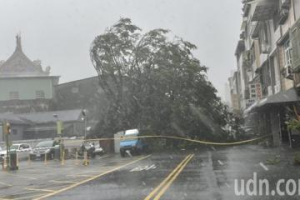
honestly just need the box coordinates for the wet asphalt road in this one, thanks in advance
[1,145,300,200]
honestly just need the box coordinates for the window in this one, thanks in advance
[36,90,45,99]
[9,91,19,100]
[20,144,29,149]
[71,87,79,93]
[12,129,17,135]
[273,8,280,31]
[284,40,292,66]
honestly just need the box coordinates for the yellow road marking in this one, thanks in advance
[2,172,37,180]
[34,155,152,200]
[0,181,13,187]
[153,154,194,200]
[66,174,94,178]
[49,180,77,184]
[25,188,55,193]
[144,154,192,200]
[12,194,45,200]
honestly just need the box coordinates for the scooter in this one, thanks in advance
[78,143,96,158]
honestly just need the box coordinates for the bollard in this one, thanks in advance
[75,151,79,166]
[61,151,65,166]
[16,152,19,167]
[4,157,7,170]
[28,154,31,165]
[83,151,89,166]
[2,158,6,170]
[44,153,47,165]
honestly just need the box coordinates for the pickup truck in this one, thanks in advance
[120,129,148,157]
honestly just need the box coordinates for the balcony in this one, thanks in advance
[235,40,245,56]
[250,22,260,39]
[243,3,251,17]
[279,0,291,25]
[273,26,282,44]
[251,0,278,22]
[240,31,246,40]
[279,8,290,25]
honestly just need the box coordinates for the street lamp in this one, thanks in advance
[82,110,88,139]
[53,114,63,161]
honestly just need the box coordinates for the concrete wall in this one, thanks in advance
[0,77,56,101]
[294,0,300,20]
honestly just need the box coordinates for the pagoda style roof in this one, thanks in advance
[0,35,51,77]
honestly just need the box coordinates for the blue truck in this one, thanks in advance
[120,129,148,157]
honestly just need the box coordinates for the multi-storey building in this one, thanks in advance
[228,71,242,115]
[0,35,59,113]
[231,0,300,147]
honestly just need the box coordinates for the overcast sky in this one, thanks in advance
[0,0,242,100]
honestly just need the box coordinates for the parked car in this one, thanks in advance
[0,143,32,161]
[29,140,56,160]
[0,147,5,162]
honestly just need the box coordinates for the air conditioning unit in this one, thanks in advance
[283,65,294,80]
[281,0,291,9]
[279,7,290,25]
[261,43,270,53]
[267,86,273,96]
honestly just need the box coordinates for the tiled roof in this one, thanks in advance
[0,35,50,77]
[0,109,84,125]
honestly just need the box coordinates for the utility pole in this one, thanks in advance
[4,122,11,169]
[82,110,87,140]
[53,114,64,161]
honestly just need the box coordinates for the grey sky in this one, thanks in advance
[0,0,242,99]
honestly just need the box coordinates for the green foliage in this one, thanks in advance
[294,153,300,165]
[286,119,300,131]
[90,18,230,139]
[266,155,280,165]
[226,113,245,140]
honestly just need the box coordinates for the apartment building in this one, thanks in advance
[228,71,242,115]
[231,0,300,147]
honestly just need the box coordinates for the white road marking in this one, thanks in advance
[130,166,142,172]
[217,160,224,166]
[145,164,156,170]
[0,181,12,187]
[260,162,269,171]
[211,146,216,151]
[125,150,132,157]
[130,164,156,172]
[2,172,37,180]
[225,183,231,188]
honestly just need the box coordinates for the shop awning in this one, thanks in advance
[244,88,300,115]
[258,88,300,107]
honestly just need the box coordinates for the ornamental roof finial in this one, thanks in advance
[16,34,22,52]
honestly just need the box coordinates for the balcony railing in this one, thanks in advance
[251,0,279,22]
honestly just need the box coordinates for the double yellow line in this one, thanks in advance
[144,154,194,200]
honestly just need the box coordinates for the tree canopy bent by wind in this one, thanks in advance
[90,18,229,140]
